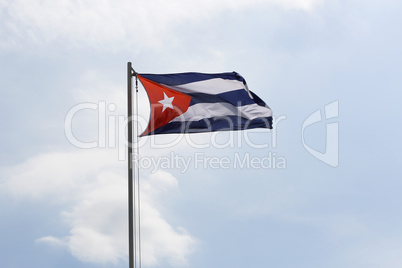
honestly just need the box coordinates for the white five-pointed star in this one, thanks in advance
[158,92,174,112]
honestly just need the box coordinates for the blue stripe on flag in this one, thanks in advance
[250,91,268,107]
[143,116,273,136]
[139,72,246,86]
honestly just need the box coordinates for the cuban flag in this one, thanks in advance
[137,72,273,136]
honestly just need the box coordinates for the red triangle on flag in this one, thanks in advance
[138,75,192,136]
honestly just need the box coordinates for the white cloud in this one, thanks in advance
[140,172,196,266]
[0,0,322,50]
[2,149,196,266]
[275,0,322,11]
[36,236,67,247]
[2,150,116,200]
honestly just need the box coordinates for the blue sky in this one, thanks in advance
[1,0,402,267]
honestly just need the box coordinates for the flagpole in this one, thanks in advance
[127,62,135,268]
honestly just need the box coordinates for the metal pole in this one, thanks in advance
[127,62,134,268]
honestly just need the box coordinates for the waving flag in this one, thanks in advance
[137,72,273,136]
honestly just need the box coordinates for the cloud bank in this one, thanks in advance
[0,0,322,50]
[2,149,196,266]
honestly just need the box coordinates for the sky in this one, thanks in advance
[1,0,402,267]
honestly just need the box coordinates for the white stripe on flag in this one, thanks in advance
[171,102,272,122]
[164,78,246,95]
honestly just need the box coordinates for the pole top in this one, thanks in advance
[128,62,137,77]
